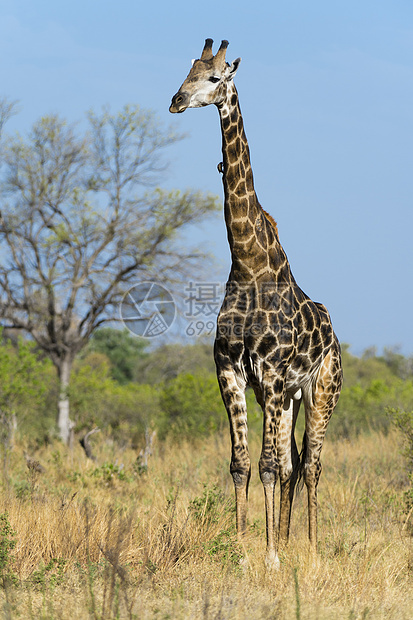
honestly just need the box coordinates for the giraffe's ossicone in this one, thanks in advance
[170,39,342,569]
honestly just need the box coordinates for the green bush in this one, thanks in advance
[83,328,148,385]
[157,371,263,440]
[189,484,234,524]
[69,353,161,443]
[0,335,55,447]
[1,333,412,449]
[158,372,226,439]
[388,408,413,516]
[389,408,413,472]
[329,378,413,438]
[0,513,17,588]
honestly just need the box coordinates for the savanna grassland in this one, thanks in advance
[0,428,412,619]
[0,334,413,619]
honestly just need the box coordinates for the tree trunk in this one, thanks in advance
[57,355,73,445]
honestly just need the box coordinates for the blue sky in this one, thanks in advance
[0,0,412,354]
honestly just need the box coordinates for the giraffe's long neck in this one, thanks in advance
[217,82,272,276]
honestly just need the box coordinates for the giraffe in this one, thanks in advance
[170,39,342,568]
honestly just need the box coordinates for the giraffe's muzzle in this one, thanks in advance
[169,91,189,113]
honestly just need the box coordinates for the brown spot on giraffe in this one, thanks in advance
[170,39,342,569]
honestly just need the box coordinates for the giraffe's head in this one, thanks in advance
[169,39,241,114]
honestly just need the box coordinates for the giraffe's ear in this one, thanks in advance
[228,57,241,80]
[191,59,196,66]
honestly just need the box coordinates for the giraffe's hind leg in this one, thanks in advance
[277,391,301,544]
[302,349,342,547]
[258,369,287,569]
[216,366,250,539]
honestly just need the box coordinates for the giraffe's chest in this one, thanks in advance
[216,298,297,385]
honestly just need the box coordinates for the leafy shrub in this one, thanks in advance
[389,408,413,472]
[189,485,240,568]
[84,327,148,384]
[31,558,67,590]
[158,373,226,439]
[0,335,55,447]
[389,408,413,515]
[329,379,413,439]
[158,371,262,440]
[189,484,234,524]
[0,513,17,588]
[70,353,160,443]
[91,462,131,485]
[203,528,242,567]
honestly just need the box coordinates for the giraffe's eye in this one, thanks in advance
[209,76,220,84]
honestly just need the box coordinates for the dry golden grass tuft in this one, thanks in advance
[0,429,412,619]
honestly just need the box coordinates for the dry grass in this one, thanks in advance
[0,429,412,619]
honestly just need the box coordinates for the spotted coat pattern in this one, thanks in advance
[170,39,342,567]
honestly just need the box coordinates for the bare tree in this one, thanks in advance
[0,105,219,443]
[0,98,18,143]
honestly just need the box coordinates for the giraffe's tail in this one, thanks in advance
[297,431,307,491]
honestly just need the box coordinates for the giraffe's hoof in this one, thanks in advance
[265,549,280,572]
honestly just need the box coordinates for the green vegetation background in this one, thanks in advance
[2,327,413,451]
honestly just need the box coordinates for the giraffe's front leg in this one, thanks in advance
[260,471,278,570]
[259,371,286,569]
[216,366,250,539]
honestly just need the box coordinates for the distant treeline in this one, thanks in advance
[1,328,412,448]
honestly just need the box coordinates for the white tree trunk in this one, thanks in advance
[58,356,72,445]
